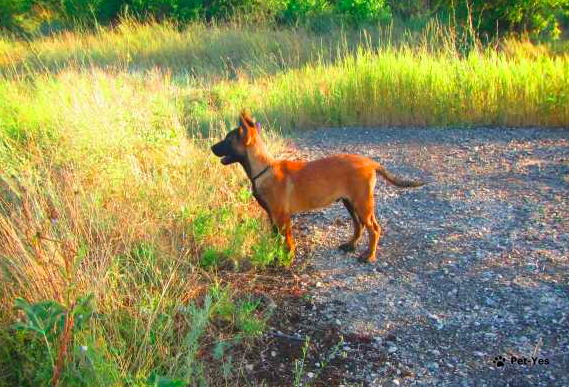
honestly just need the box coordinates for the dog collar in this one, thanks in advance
[251,166,270,183]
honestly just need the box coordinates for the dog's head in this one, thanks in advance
[211,109,261,165]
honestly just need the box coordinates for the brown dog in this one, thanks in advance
[211,110,424,263]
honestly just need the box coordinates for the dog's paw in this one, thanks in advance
[358,253,376,264]
[338,243,355,252]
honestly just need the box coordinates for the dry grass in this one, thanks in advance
[0,67,284,386]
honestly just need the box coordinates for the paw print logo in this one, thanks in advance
[493,356,506,368]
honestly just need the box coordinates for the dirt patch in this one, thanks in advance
[248,127,569,387]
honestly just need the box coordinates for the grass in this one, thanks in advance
[0,17,568,387]
[0,63,284,385]
[2,20,568,129]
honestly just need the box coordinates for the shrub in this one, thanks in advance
[276,0,331,25]
[439,0,569,40]
[0,0,32,32]
[337,0,391,25]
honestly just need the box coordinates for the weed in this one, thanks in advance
[235,298,266,337]
[200,247,222,269]
[251,233,292,267]
[8,295,96,387]
[293,337,311,387]
[191,211,215,244]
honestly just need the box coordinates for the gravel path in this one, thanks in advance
[280,127,569,387]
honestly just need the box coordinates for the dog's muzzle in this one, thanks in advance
[211,142,237,165]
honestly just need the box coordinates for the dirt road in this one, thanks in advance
[255,127,569,387]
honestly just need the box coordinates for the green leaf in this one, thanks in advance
[72,293,95,330]
[13,297,65,336]
[146,373,186,387]
[213,339,232,360]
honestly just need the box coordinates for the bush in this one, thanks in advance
[438,0,569,40]
[337,0,391,25]
[0,0,32,32]
[1,0,568,38]
[276,0,330,25]
[387,0,429,21]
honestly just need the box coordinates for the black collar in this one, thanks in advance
[251,166,270,184]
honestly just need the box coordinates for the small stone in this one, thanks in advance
[271,351,277,357]
[393,379,400,386]
[245,363,254,371]
[388,346,398,353]
[307,372,315,379]
[428,362,439,370]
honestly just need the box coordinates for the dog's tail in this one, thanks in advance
[375,163,424,188]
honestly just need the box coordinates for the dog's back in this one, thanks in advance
[273,154,378,214]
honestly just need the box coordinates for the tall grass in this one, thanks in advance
[4,20,567,129]
[0,66,283,386]
[0,18,567,387]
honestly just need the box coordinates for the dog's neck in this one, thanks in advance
[241,138,275,184]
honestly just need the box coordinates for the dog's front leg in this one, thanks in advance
[274,213,295,257]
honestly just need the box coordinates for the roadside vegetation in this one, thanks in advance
[1,1,568,386]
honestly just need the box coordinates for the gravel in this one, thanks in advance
[282,127,569,387]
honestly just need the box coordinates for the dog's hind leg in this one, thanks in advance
[339,199,363,252]
[356,210,381,263]
[353,178,382,263]
[364,214,382,263]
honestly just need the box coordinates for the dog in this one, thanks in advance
[211,109,424,263]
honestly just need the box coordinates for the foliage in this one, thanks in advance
[387,0,430,21]
[6,295,100,386]
[438,0,569,40]
[337,0,391,24]
[1,0,568,39]
[275,0,331,25]
[0,0,32,31]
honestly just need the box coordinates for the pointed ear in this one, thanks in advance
[240,125,255,146]
[239,114,249,130]
[239,108,256,128]
[238,108,257,146]
[238,119,253,146]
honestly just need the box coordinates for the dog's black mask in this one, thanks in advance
[211,128,246,165]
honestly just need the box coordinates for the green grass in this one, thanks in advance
[2,20,568,129]
[0,18,568,387]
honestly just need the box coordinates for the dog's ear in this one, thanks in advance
[238,108,257,146]
[237,125,250,145]
[239,108,256,128]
